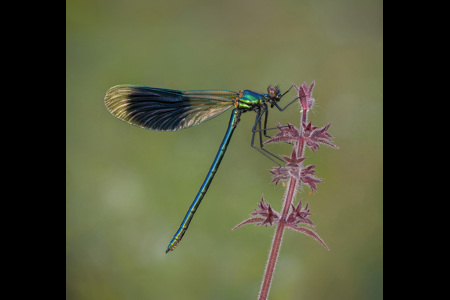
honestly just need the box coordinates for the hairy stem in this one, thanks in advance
[258,178,298,300]
[258,107,308,300]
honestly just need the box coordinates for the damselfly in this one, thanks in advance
[104,85,298,253]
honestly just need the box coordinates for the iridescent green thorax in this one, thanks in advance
[235,90,265,110]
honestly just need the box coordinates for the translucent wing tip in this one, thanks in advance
[104,84,135,119]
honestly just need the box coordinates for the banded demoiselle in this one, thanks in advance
[104,85,298,253]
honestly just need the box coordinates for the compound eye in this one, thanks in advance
[267,86,278,99]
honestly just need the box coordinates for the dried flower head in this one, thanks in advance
[293,81,315,112]
[232,195,280,230]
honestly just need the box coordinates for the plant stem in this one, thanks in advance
[258,107,307,300]
[258,178,298,300]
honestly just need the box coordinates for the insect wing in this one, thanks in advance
[104,85,237,131]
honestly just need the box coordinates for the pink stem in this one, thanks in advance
[258,178,298,300]
[258,103,307,300]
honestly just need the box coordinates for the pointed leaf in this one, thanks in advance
[286,224,329,250]
[232,217,266,230]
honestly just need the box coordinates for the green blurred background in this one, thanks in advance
[66,0,382,299]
